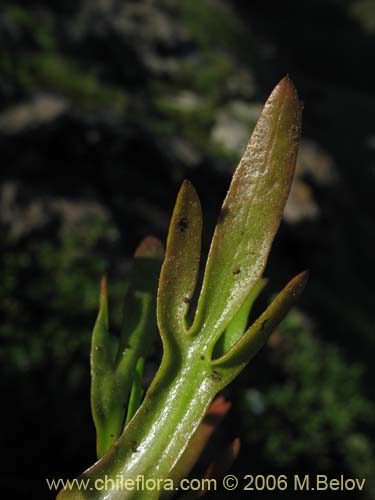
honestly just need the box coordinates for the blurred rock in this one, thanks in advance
[284,139,337,224]
[298,138,338,185]
[168,91,203,112]
[226,69,257,100]
[0,95,68,135]
[284,181,320,224]
[164,136,201,167]
[0,181,111,241]
[350,0,375,33]
[0,182,48,240]
[76,0,192,78]
[211,101,262,152]
[113,0,190,51]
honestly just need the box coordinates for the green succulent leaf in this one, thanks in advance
[157,180,202,342]
[212,271,309,379]
[91,237,163,458]
[91,275,114,372]
[191,76,302,349]
[125,357,145,426]
[213,278,267,358]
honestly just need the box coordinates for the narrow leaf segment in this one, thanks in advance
[91,237,163,458]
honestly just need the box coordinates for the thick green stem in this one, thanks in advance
[58,350,219,500]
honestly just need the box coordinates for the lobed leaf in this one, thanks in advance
[91,237,163,458]
[58,79,306,500]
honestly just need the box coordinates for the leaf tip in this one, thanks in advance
[100,274,108,307]
[173,179,202,231]
[182,178,193,189]
[276,74,298,98]
[290,270,309,293]
[271,75,303,123]
[231,437,241,458]
[134,236,164,258]
[180,179,199,202]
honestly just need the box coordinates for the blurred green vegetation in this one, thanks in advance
[1,214,120,375]
[0,3,128,110]
[238,311,374,490]
[0,0,374,498]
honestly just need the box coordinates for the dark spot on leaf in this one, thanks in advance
[110,434,114,438]
[130,440,138,452]
[178,216,188,232]
[217,207,230,225]
[183,296,191,304]
[200,355,205,360]
[232,267,241,275]
[211,370,222,382]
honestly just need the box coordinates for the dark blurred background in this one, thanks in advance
[0,0,374,498]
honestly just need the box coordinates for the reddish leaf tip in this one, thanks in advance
[180,179,199,198]
[276,74,298,97]
[231,437,241,457]
[270,76,303,119]
[182,178,193,188]
[134,236,164,258]
[100,274,107,303]
[293,270,310,291]
[283,270,309,302]
[209,396,232,416]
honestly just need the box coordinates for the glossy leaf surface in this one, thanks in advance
[213,271,309,384]
[162,396,232,498]
[191,76,302,348]
[91,237,163,458]
[157,180,202,341]
[213,278,267,358]
[58,78,305,500]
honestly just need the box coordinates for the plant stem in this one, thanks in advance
[58,349,218,500]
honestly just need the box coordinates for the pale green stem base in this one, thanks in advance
[58,349,220,500]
